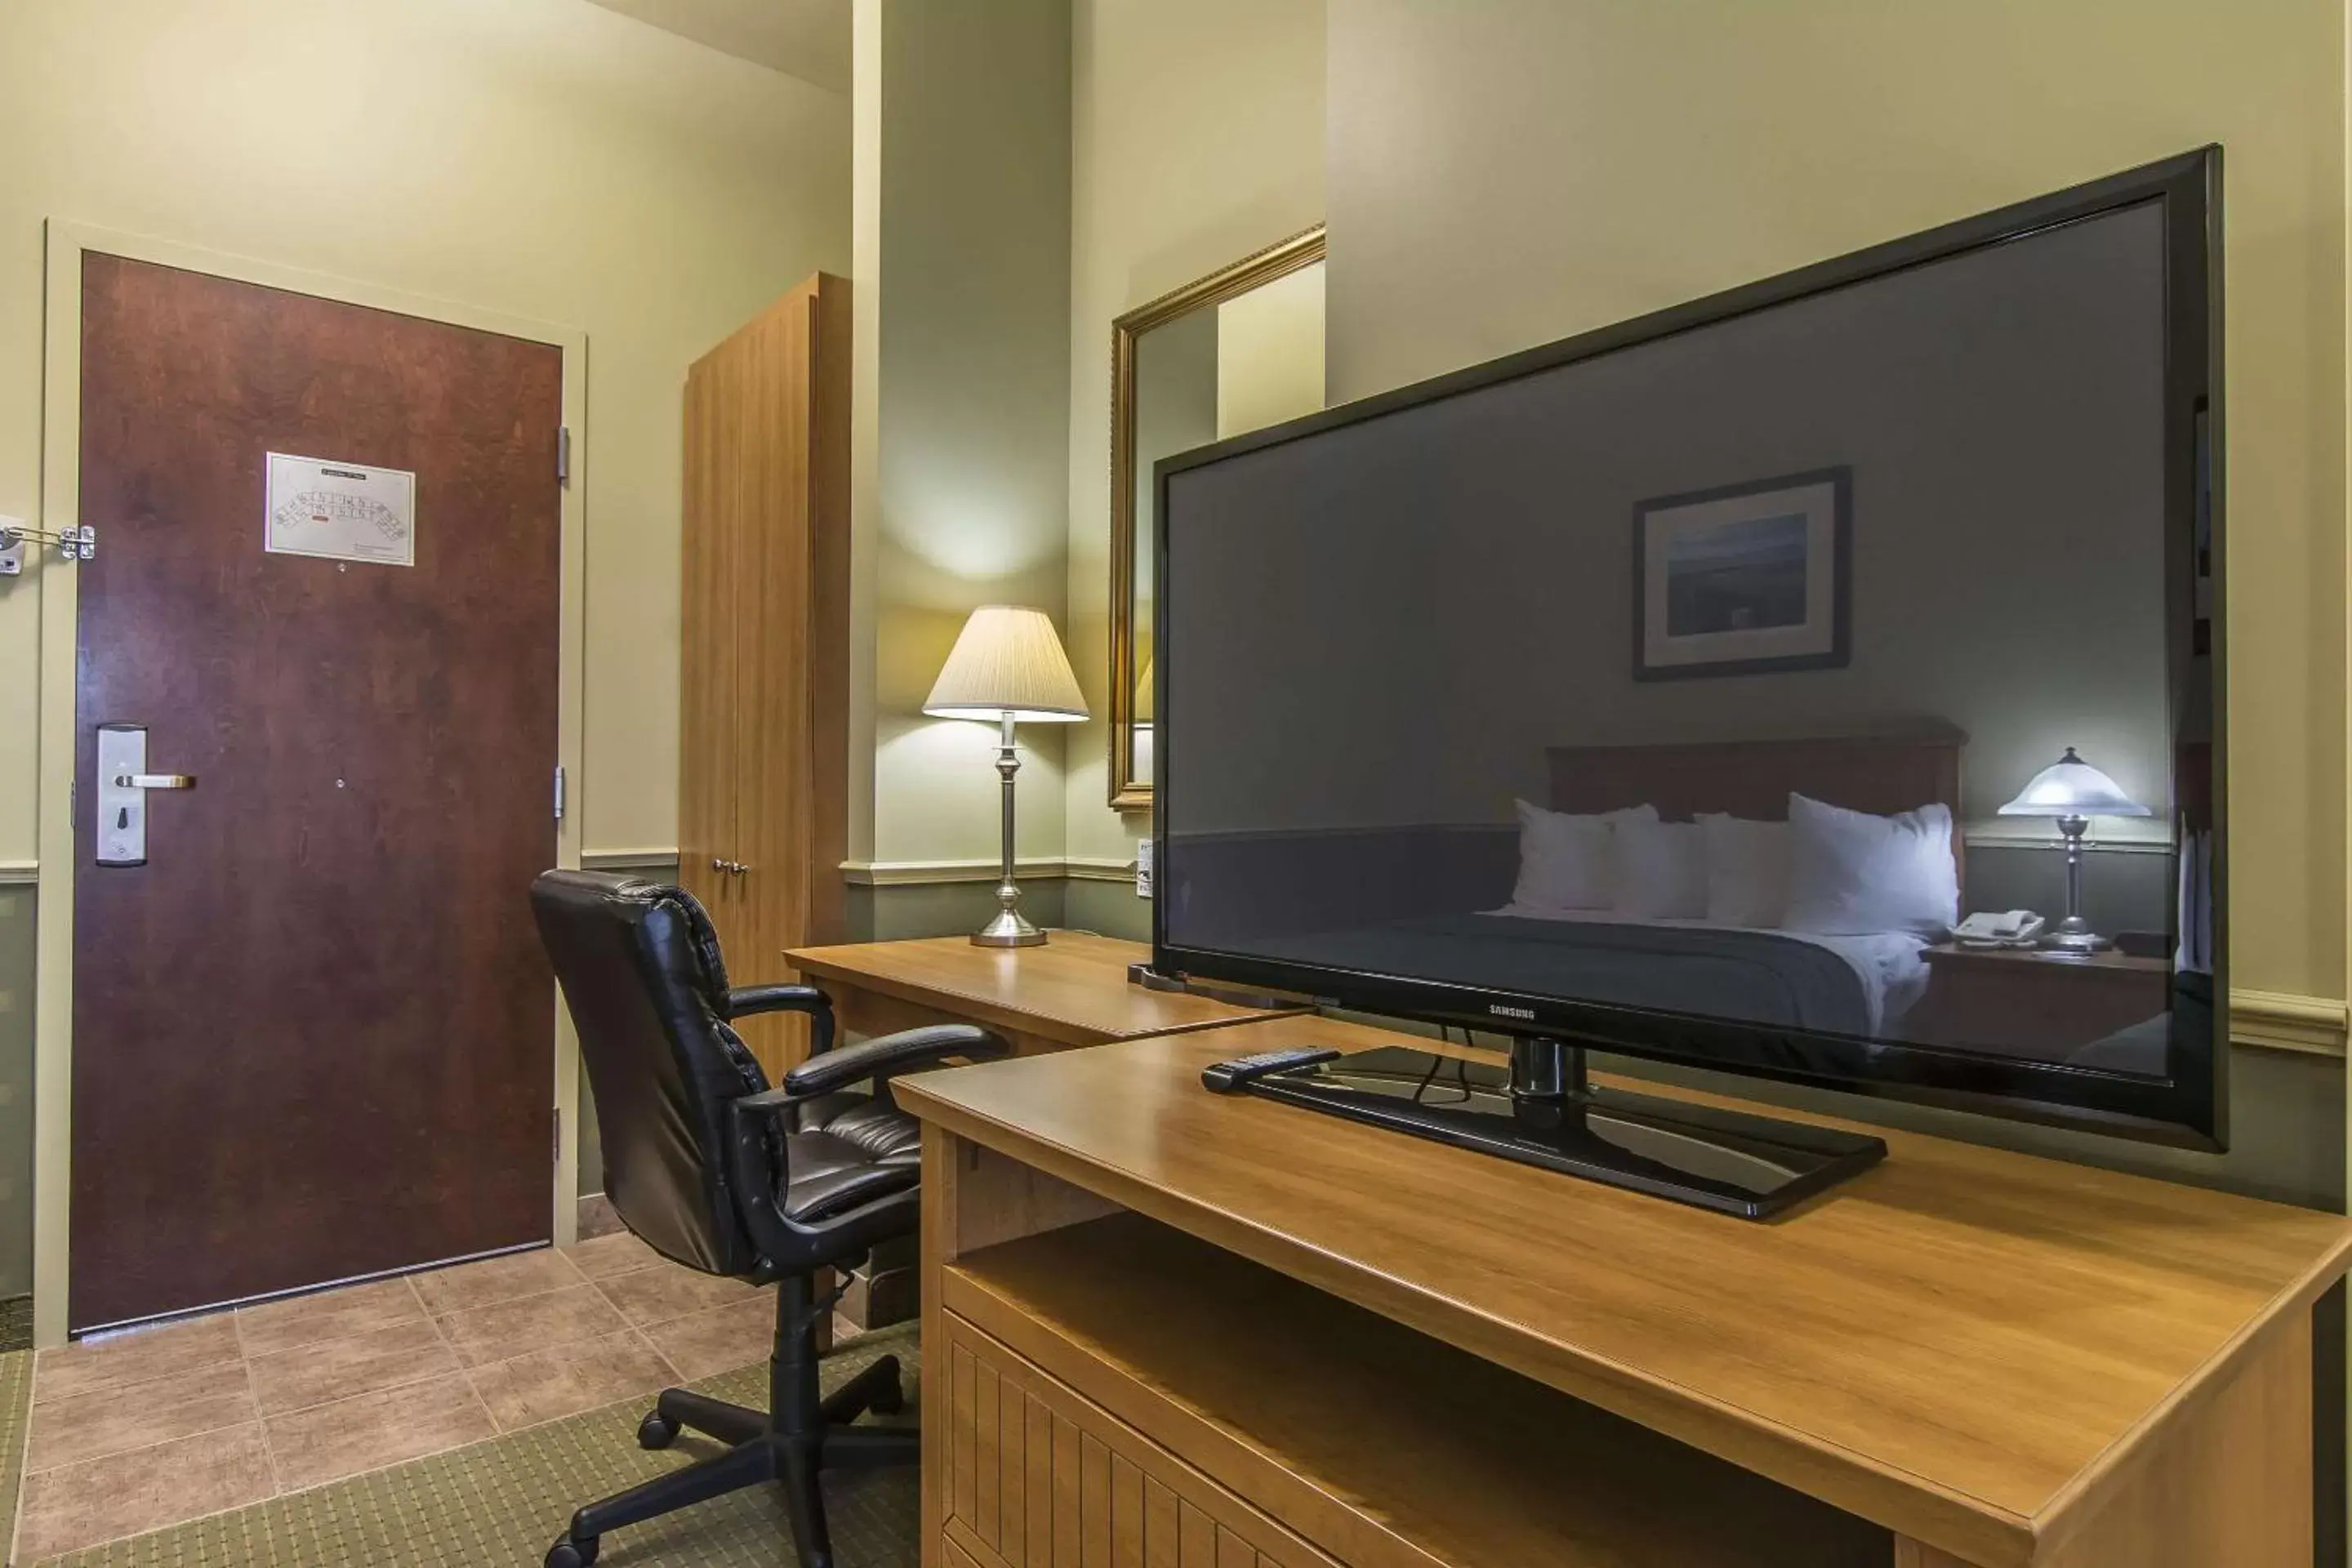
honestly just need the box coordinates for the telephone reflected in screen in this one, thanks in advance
[1952,910,2047,948]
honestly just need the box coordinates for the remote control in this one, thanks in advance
[1201,1046,1342,1093]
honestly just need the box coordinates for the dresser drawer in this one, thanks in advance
[940,1308,1339,1568]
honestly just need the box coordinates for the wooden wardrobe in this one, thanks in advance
[679,273,851,1081]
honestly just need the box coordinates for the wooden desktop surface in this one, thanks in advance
[898,1013,2352,1567]
[786,931,1299,1051]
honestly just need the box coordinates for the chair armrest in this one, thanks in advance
[724,1089,925,1266]
[724,984,835,1058]
[724,983,829,1020]
[723,1025,1007,1268]
[782,1023,1009,1098]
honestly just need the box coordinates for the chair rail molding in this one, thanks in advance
[841,856,1135,887]
[2230,989,2348,1057]
[581,851,1138,886]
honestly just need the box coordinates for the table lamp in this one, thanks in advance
[924,605,1089,947]
[1997,746,2152,954]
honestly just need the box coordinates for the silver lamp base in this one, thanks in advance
[2042,916,2109,956]
[971,715,1050,947]
[971,902,1046,949]
[2042,816,2109,955]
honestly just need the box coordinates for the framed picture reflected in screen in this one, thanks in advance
[1633,467,1851,680]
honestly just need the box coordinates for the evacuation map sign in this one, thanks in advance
[265,452,416,567]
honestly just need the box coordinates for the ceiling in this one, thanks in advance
[583,0,852,93]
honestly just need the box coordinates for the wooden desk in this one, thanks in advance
[901,1013,2352,1568]
[785,932,1301,1056]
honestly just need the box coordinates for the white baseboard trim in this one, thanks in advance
[840,856,1135,887]
[2231,990,2348,1057]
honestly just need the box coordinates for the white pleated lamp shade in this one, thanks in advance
[924,605,1089,723]
[1998,747,2151,818]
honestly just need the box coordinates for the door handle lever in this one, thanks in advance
[113,773,197,790]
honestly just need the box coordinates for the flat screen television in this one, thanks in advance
[1154,148,2224,1193]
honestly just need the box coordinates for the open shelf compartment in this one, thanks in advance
[942,1209,1893,1568]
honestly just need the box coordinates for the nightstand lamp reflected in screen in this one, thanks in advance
[924,606,1090,947]
[1997,747,2152,954]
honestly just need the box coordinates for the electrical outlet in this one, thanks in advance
[1135,838,1153,898]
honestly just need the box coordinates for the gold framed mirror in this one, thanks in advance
[1109,225,1326,809]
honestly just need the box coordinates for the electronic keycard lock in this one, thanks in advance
[95,724,197,866]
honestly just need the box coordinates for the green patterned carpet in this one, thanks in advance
[0,1301,29,1356]
[17,1328,918,1568]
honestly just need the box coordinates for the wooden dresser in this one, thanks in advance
[900,1014,2352,1568]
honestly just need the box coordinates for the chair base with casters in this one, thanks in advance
[544,1273,919,1568]
[528,871,1010,1568]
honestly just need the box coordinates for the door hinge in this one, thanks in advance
[552,1107,562,1165]
[68,779,75,830]
[556,426,571,486]
[553,765,567,822]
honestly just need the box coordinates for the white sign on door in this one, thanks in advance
[265,452,416,567]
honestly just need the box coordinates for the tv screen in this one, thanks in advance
[1156,149,2223,1146]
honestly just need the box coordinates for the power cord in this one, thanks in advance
[1412,1027,1477,1104]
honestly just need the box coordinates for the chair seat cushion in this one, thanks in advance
[781,1091,922,1223]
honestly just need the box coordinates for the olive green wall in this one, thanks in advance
[0,883,33,1300]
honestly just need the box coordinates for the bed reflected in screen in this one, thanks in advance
[1156,166,2221,1143]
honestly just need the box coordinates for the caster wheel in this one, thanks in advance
[546,1535,599,1567]
[638,1410,680,1450]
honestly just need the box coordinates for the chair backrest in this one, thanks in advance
[528,871,769,1277]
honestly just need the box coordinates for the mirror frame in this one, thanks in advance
[1108,224,1326,809]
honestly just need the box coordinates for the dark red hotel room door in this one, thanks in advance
[69,252,562,1332]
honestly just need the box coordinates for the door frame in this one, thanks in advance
[32,220,591,1348]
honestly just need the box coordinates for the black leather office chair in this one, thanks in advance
[529,871,1007,1568]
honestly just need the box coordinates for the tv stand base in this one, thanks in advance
[1241,1039,1886,1218]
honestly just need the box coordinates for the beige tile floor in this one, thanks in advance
[16,1232,784,1562]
